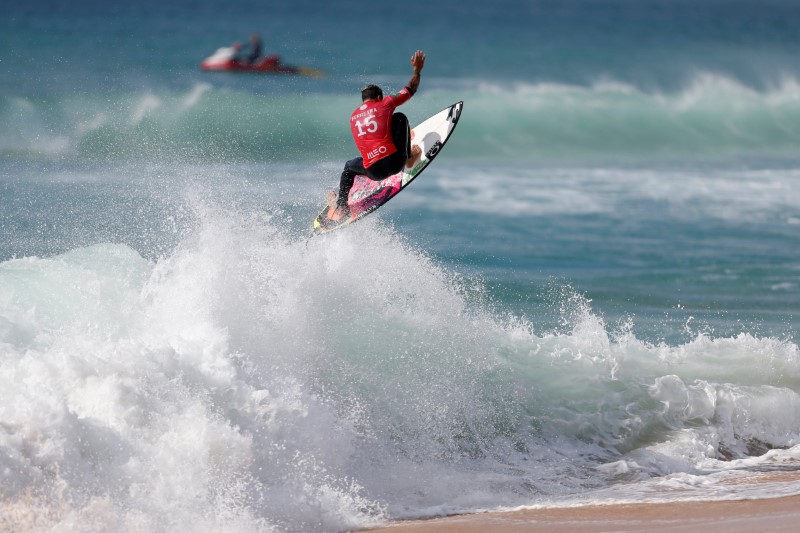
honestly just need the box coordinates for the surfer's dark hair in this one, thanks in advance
[361,84,383,101]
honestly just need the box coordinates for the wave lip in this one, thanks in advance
[450,73,800,159]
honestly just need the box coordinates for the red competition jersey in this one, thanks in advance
[350,87,413,168]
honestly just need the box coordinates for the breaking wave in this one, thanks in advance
[1,198,799,531]
[3,73,800,162]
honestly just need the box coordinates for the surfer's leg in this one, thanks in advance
[366,153,405,179]
[391,113,410,158]
[337,157,366,209]
[391,112,421,169]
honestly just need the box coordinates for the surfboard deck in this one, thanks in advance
[312,101,463,235]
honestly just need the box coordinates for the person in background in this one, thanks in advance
[234,33,262,66]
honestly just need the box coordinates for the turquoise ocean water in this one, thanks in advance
[2,1,800,531]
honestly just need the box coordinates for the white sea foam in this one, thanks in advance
[0,194,799,531]
[178,83,213,113]
[406,163,800,225]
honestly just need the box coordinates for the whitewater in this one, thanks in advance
[1,184,799,531]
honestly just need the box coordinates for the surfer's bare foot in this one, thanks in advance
[406,144,422,169]
[326,190,338,207]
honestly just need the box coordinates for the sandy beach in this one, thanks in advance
[362,494,800,532]
[362,470,800,533]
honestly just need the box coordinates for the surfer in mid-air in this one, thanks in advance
[330,50,426,219]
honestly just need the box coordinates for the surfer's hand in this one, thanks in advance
[411,50,426,74]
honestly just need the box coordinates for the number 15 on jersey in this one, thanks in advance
[354,116,378,137]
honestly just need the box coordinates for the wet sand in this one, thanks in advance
[362,471,800,533]
[361,494,800,532]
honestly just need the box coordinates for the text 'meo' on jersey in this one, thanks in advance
[350,87,413,168]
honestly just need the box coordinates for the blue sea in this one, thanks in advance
[2,0,800,531]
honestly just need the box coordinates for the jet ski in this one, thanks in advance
[200,47,324,76]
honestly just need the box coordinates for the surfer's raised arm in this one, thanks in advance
[406,50,426,95]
